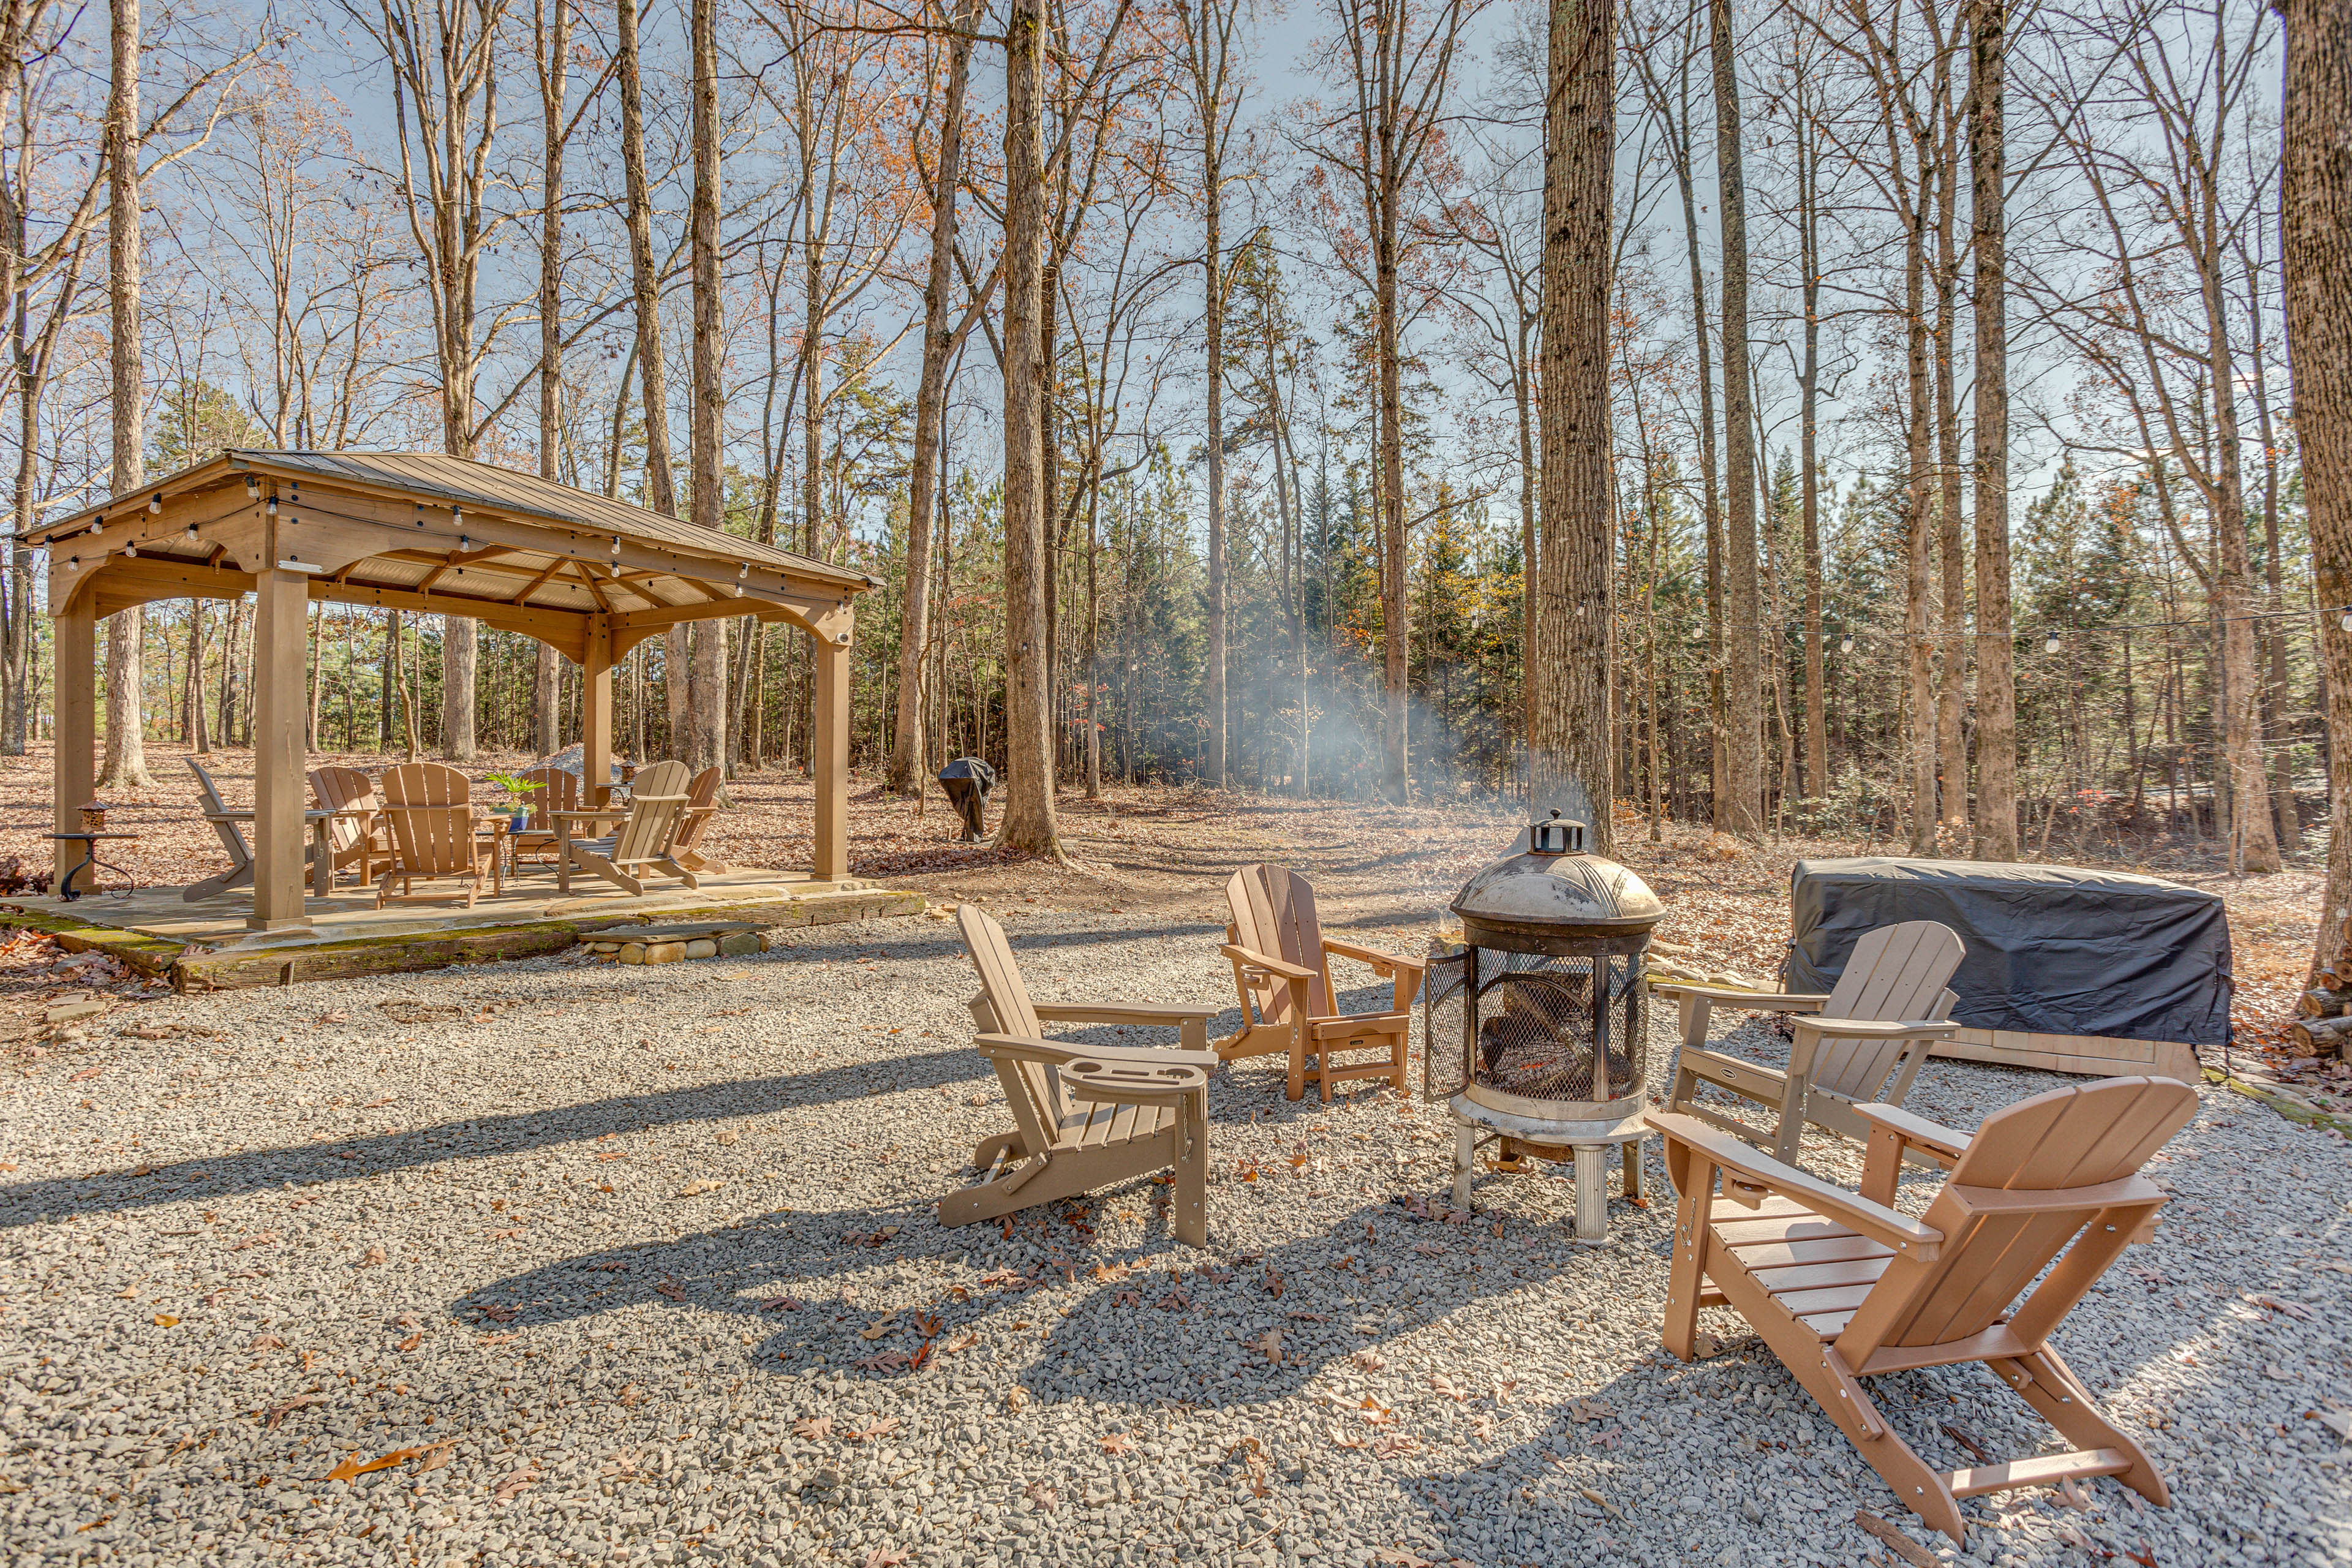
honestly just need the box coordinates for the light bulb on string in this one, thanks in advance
[2045,631,2062,654]
[611,537,622,557]
[184,521,198,541]
[148,494,162,514]
[2341,609,2351,635]
[65,555,77,573]
[1839,633,1854,654]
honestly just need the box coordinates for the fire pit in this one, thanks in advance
[1423,812,1664,1242]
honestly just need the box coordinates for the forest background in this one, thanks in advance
[0,0,2345,939]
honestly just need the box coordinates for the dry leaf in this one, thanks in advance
[360,1245,387,1266]
[1430,1374,1468,1403]
[395,1332,423,1352]
[262,1394,323,1430]
[677,1179,724,1197]
[655,1279,687,1302]
[1853,1510,1938,1568]
[794,1415,834,1440]
[862,1550,910,1568]
[858,1317,895,1341]
[323,1440,457,1483]
[1371,1552,1433,1568]
[614,1383,645,1408]
[1246,1327,1284,1364]
[846,1417,902,1442]
[1099,1431,1138,1455]
[1371,1434,1422,1460]
[151,1314,178,1327]
[492,1466,541,1503]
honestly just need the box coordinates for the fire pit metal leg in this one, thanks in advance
[1452,1123,1476,1208]
[1622,1140,1643,1200]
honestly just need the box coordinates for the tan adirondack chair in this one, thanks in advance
[552,758,697,895]
[1650,1076,2196,1544]
[308,765,389,888]
[669,766,729,873]
[1654,922,1965,1165]
[941,903,1216,1242]
[507,766,581,865]
[375,763,497,907]
[1219,864,1427,1101]
[184,758,318,902]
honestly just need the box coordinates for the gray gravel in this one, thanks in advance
[2,903,2348,1568]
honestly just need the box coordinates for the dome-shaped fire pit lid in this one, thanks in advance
[1449,811,1665,946]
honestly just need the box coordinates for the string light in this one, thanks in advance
[147,493,161,514]
[266,497,278,516]
[64,555,77,572]
[184,521,198,540]
[2045,631,2062,654]
[2342,611,2351,635]
[610,537,622,557]
[123,540,136,557]
[1839,633,1854,654]
[244,476,260,499]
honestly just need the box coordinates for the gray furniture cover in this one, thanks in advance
[1785,858,2231,1046]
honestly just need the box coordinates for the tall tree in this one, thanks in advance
[888,0,980,796]
[1171,0,1245,789]
[998,0,1058,853]
[1709,0,1761,835]
[685,0,725,772]
[1969,0,2018,859]
[2275,0,2350,976]
[1530,0,1616,851]
[97,0,151,790]
[532,0,573,758]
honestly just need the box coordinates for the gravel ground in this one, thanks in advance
[2,902,2348,1568]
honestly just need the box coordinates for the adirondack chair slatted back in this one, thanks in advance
[610,760,692,864]
[518,766,579,831]
[307,766,382,856]
[673,766,722,855]
[380,763,479,876]
[1807,922,1966,1099]
[187,758,248,864]
[1839,1077,2195,1354]
[955,904,1068,1133]
[1227,865,1335,1022]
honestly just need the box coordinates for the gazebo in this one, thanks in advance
[29,450,877,930]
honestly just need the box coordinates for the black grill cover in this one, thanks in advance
[1785,858,2232,1046]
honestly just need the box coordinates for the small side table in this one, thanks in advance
[48,832,139,900]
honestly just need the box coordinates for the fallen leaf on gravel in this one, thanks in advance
[479,1332,520,1348]
[152,1314,178,1327]
[859,1317,896,1340]
[75,1515,110,1533]
[1246,1328,1283,1364]
[360,1245,386,1265]
[1330,1426,1368,1449]
[1580,1487,1620,1518]
[324,1440,457,1483]
[862,1550,909,1568]
[794,1415,834,1439]
[262,1394,323,1430]
[854,1350,910,1372]
[251,1333,286,1351]
[116,1286,137,1299]
[69,1065,104,1082]
[596,1151,627,1162]
[395,1332,423,1352]
[474,1303,518,1324]
[614,1384,645,1408]
[1853,1510,1937,1567]
[655,1279,687,1302]
[1371,1434,1422,1460]
[1357,1398,1396,1427]
[1099,1432,1137,1455]
[2057,1522,2099,1553]
[1352,1351,1386,1371]
[2057,1478,2094,1512]
[677,1179,724,1197]
[2260,1295,2315,1321]
[1567,1398,1613,1423]
[1430,1374,1468,1402]
[1412,1241,1446,1257]
[1371,1551,1432,1567]
[941,1331,978,1353]
[759,1295,804,1311]
[485,1229,522,1242]
[492,1467,541,1503]
[2124,1542,2158,1566]
[845,1417,901,1442]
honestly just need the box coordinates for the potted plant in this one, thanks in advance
[484,772,545,833]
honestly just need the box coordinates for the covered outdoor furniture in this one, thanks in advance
[507,765,581,865]
[937,756,995,842]
[1787,858,2223,1079]
[1219,864,1427,1101]
[375,763,498,907]
[669,766,729,875]
[941,904,1215,1242]
[1654,921,1965,1166]
[1649,1076,2195,1543]
[307,765,390,889]
[552,759,697,896]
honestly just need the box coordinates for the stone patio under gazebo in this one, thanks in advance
[13,450,918,986]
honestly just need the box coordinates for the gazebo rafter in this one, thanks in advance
[31,449,876,930]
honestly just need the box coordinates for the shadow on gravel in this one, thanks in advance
[0,1049,986,1228]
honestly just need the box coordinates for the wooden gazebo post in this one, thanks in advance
[813,631,848,883]
[247,540,311,929]
[50,600,96,892]
[583,612,614,809]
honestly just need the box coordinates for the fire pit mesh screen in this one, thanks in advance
[1422,947,1644,1105]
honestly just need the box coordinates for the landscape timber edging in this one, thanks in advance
[0,886,925,992]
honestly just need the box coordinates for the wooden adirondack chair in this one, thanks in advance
[1650,1076,2196,1544]
[941,903,1217,1242]
[668,766,729,873]
[184,758,319,902]
[552,759,698,895]
[1219,864,1427,1102]
[307,765,390,888]
[375,763,497,907]
[507,766,581,865]
[1654,922,1966,1165]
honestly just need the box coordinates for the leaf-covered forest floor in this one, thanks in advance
[0,739,2329,1089]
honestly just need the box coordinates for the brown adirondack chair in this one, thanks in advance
[1654,921,1966,1166]
[1219,864,1427,1101]
[941,903,1216,1242]
[375,763,497,907]
[507,765,581,865]
[669,766,729,873]
[184,758,319,902]
[307,765,390,889]
[552,759,697,895]
[1650,1076,2196,1544]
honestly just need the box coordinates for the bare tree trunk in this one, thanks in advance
[2276,0,2348,976]
[1185,0,1232,791]
[532,0,570,760]
[1796,75,1827,807]
[1933,102,1967,832]
[1710,0,1760,837]
[686,0,726,773]
[997,0,1058,854]
[1970,0,2019,860]
[618,0,684,752]
[889,3,976,796]
[97,0,151,791]
[1529,0,1616,853]
[1903,147,1937,853]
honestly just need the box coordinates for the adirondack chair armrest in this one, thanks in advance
[1219,943,1318,984]
[1649,982,1832,1012]
[1032,1001,1219,1025]
[1676,1045,1790,1102]
[974,1034,1208,1106]
[1852,1101,1972,1161]
[1790,1016,1961,1040]
[1321,936,1426,976]
[1645,1110,1944,1262]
